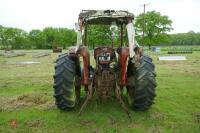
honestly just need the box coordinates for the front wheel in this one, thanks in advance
[126,55,157,111]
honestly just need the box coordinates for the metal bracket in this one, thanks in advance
[115,82,131,119]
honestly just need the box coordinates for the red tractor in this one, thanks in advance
[53,10,156,116]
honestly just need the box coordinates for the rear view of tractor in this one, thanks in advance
[53,10,157,116]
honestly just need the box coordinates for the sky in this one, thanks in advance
[0,0,199,33]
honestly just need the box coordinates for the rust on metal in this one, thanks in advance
[117,47,129,85]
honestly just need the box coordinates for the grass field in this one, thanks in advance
[0,50,200,133]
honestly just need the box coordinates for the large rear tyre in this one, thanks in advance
[127,55,157,111]
[53,54,81,110]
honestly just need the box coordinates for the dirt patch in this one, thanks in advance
[158,61,187,67]
[90,129,100,133]
[5,93,49,110]
[150,112,167,121]
[79,119,94,126]
[108,116,117,125]
[37,101,56,110]
[127,123,142,128]
[15,93,47,104]
[184,69,200,75]
[149,125,163,133]
[158,60,200,75]
[25,119,43,127]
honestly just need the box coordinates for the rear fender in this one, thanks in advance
[77,47,90,85]
[117,47,129,86]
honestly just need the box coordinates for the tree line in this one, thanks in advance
[0,11,200,49]
[167,31,200,46]
[0,26,76,49]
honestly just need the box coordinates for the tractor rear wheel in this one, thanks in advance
[53,54,81,110]
[127,55,157,111]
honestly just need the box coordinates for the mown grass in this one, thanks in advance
[0,50,200,133]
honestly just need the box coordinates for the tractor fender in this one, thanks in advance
[77,47,90,85]
[117,47,129,86]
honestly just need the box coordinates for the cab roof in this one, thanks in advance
[79,10,134,25]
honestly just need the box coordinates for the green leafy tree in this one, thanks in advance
[43,27,56,49]
[65,29,77,46]
[0,25,8,48]
[0,26,29,49]
[53,28,76,48]
[87,25,122,48]
[135,11,173,49]
[29,29,46,49]
[12,28,29,49]
[0,26,14,49]
[42,27,76,49]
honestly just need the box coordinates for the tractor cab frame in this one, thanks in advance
[70,10,141,86]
